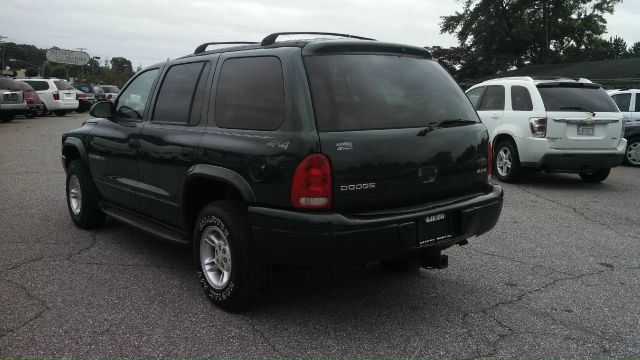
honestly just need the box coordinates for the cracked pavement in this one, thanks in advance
[1,113,639,357]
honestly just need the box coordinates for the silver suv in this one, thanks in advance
[0,77,27,122]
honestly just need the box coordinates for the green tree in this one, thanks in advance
[630,41,640,57]
[441,0,623,79]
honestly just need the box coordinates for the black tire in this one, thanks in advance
[381,257,421,273]
[40,105,48,116]
[493,140,522,183]
[193,200,266,312]
[66,160,105,229]
[579,168,611,183]
[54,110,67,117]
[624,138,640,167]
[26,110,38,118]
[0,113,15,122]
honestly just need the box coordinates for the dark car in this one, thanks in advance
[99,85,120,102]
[61,32,504,311]
[74,83,106,102]
[72,87,97,113]
[16,81,44,118]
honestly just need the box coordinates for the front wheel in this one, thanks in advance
[625,138,640,167]
[66,160,105,229]
[579,168,611,183]
[493,140,521,183]
[194,200,266,312]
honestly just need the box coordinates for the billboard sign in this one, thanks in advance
[46,49,90,65]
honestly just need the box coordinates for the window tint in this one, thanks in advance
[23,80,49,91]
[153,62,206,124]
[636,94,640,112]
[53,80,74,90]
[115,69,159,120]
[537,85,618,112]
[215,57,284,130]
[479,86,505,111]
[511,86,533,111]
[16,82,35,91]
[305,55,479,132]
[466,87,484,110]
[611,93,631,112]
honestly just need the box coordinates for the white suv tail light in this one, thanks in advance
[529,117,547,138]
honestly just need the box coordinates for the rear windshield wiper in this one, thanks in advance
[558,106,596,116]
[417,119,477,136]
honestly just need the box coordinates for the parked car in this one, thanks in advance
[16,78,78,116]
[608,89,640,166]
[61,32,503,311]
[466,76,626,183]
[16,81,44,118]
[74,83,107,102]
[72,87,96,113]
[99,85,120,102]
[0,76,27,122]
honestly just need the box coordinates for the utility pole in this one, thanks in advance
[76,47,87,79]
[0,35,8,75]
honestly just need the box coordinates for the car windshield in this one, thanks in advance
[304,54,479,131]
[53,80,74,90]
[537,84,618,113]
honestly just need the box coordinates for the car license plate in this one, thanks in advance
[3,93,18,101]
[577,125,594,136]
[418,213,453,247]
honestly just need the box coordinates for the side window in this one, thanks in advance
[152,62,206,124]
[115,69,160,120]
[636,94,640,112]
[215,57,284,130]
[511,86,533,111]
[611,93,631,112]
[24,81,49,91]
[466,87,485,110]
[479,86,505,111]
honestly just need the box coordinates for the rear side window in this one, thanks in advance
[304,55,478,131]
[466,87,484,110]
[53,80,74,90]
[636,94,640,112]
[23,80,49,91]
[537,85,618,112]
[611,93,631,111]
[215,57,284,130]
[479,86,505,111]
[511,86,533,111]
[153,62,206,124]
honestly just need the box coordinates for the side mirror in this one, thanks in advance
[90,101,115,119]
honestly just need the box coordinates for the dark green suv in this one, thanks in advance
[61,32,504,311]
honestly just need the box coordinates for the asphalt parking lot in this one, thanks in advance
[1,112,639,357]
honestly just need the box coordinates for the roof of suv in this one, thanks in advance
[479,76,595,87]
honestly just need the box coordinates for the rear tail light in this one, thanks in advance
[107,94,113,101]
[290,153,332,209]
[76,92,86,100]
[487,141,492,180]
[529,118,547,138]
[52,91,60,100]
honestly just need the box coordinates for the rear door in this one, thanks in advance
[611,92,632,123]
[476,85,505,136]
[537,83,622,150]
[304,54,490,211]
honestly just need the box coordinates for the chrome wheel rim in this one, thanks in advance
[68,175,82,215]
[200,226,232,289]
[496,147,512,177]
[627,141,640,166]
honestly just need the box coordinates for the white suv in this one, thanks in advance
[16,78,78,116]
[466,77,626,183]
[608,89,640,166]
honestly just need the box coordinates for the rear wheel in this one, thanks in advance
[54,110,67,117]
[493,140,521,183]
[579,168,611,183]
[625,138,640,167]
[66,160,105,229]
[194,200,266,312]
[40,105,48,116]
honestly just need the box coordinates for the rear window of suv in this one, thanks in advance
[537,83,618,113]
[53,80,74,91]
[304,55,479,132]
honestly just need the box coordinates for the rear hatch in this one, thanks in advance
[538,82,623,150]
[0,77,23,105]
[304,52,490,212]
[54,80,79,104]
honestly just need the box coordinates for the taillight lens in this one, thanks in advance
[52,91,60,100]
[529,117,547,138]
[487,141,492,180]
[107,94,113,101]
[290,153,332,209]
[76,92,86,100]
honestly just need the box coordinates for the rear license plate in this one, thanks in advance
[418,213,453,247]
[3,93,18,101]
[577,125,594,136]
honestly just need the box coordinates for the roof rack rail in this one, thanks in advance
[260,32,375,46]
[194,42,258,54]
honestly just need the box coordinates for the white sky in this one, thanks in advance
[1,0,638,68]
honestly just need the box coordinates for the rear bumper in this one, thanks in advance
[248,185,504,267]
[539,153,625,171]
[0,103,28,111]
[46,100,79,111]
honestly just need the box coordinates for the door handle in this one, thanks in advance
[491,114,500,119]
